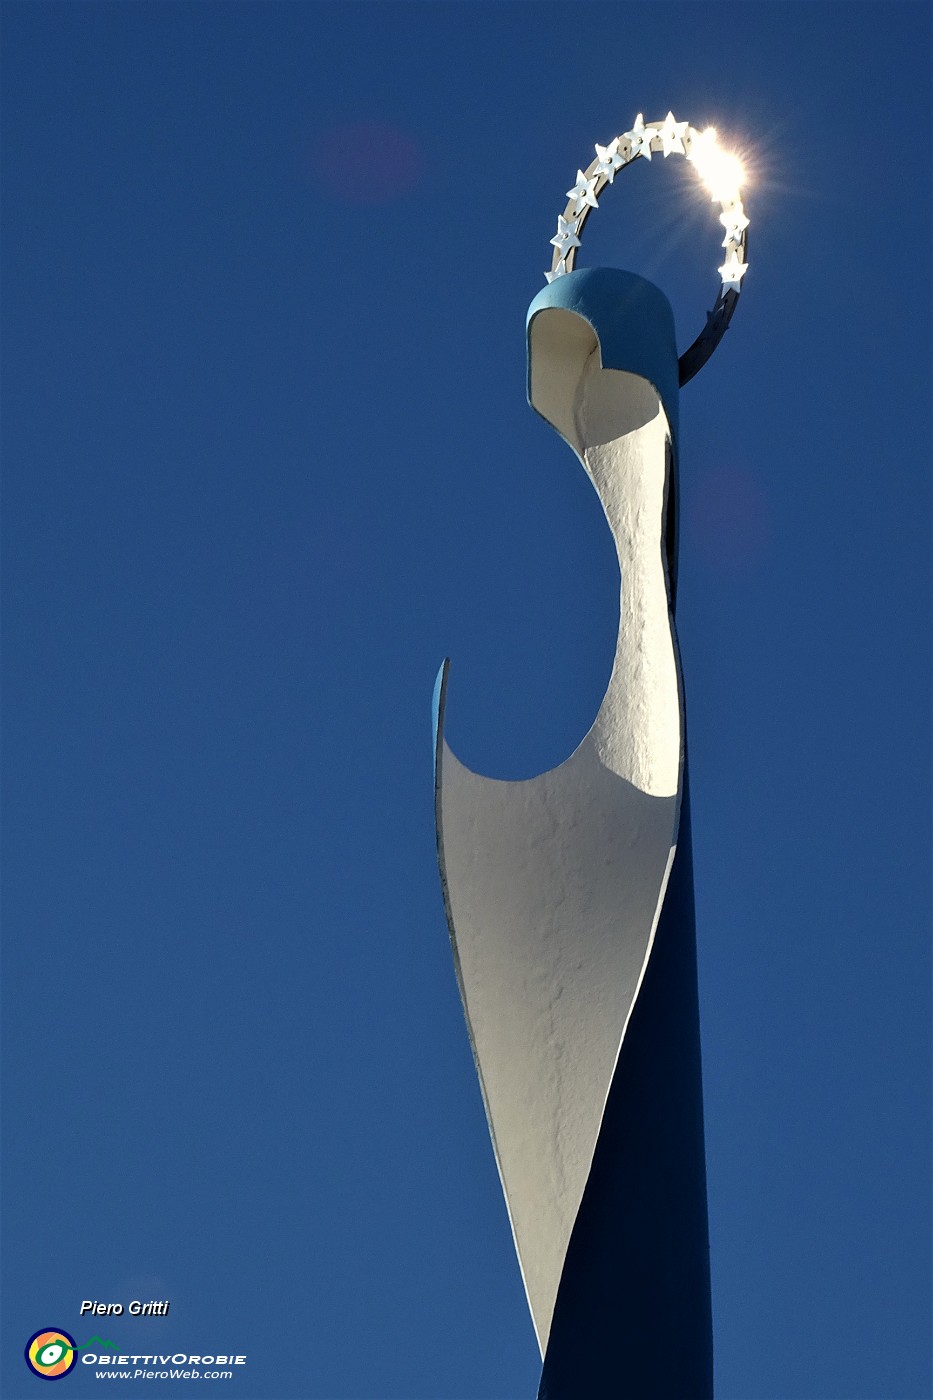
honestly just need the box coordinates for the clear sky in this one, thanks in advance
[2,4,930,1398]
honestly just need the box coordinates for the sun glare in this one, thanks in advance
[687,128,746,204]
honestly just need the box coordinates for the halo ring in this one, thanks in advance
[547,115,749,385]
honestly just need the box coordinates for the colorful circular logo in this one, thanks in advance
[25,1329,78,1380]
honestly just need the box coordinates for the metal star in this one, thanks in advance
[545,259,568,284]
[625,112,654,161]
[718,250,749,290]
[550,216,581,255]
[593,139,625,183]
[658,111,688,157]
[686,126,718,166]
[566,170,599,216]
[719,205,750,239]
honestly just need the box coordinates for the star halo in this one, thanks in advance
[546,113,750,384]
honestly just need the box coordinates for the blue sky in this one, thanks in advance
[2,4,930,1398]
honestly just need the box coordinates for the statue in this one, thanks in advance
[434,114,749,1399]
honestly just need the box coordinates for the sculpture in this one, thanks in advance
[434,114,749,1399]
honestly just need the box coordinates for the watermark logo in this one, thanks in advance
[24,1329,78,1381]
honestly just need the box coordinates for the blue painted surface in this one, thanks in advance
[432,658,449,783]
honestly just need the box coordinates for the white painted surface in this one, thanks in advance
[437,308,683,1354]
